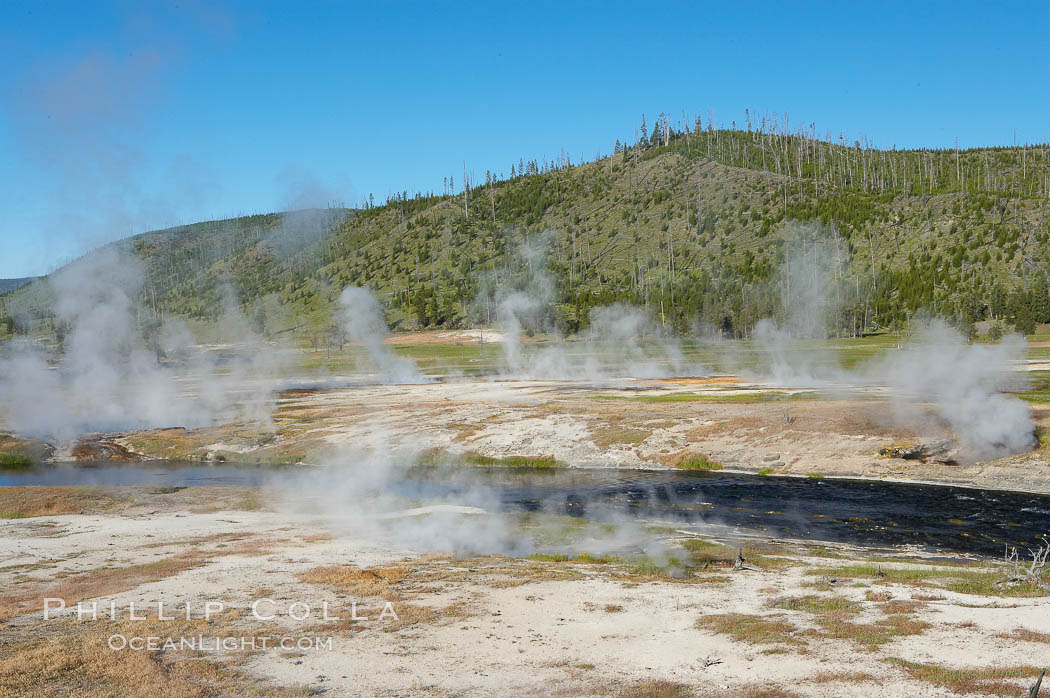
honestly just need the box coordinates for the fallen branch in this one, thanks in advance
[1000,535,1050,592]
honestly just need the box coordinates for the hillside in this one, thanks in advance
[0,278,38,296]
[2,122,1049,345]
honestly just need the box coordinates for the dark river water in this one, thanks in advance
[3,462,1049,557]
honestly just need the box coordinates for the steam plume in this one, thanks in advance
[748,222,1035,463]
[865,321,1034,462]
[0,247,278,443]
[487,237,704,381]
[337,287,427,384]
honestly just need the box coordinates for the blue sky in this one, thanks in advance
[0,0,1047,277]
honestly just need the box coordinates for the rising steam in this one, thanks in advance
[337,286,427,384]
[748,222,1035,463]
[489,237,704,381]
[0,247,278,443]
[865,322,1034,462]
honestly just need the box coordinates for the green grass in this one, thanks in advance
[0,438,51,470]
[416,449,564,469]
[1024,371,1050,393]
[621,555,685,577]
[1028,346,1050,360]
[526,553,571,562]
[676,454,722,471]
[463,453,563,468]
[526,549,732,582]
[681,538,736,563]
[805,472,824,479]
[0,451,34,470]
[509,511,619,548]
[758,467,775,476]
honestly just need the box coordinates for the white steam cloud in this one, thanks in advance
[489,238,704,382]
[337,287,427,384]
[751,223,849,385]
[865,322,1034,462]
[0,247,279,443]
[748,222,1035,463]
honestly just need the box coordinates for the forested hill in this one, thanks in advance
[3,121,1050,342]
[0,278,38,296]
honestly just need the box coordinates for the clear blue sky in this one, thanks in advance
[1,0,1047,277]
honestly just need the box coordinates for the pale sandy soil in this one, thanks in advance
[0,492,1047,697]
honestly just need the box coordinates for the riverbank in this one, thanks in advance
[3,369,1050,497]
[84,370,1049,498]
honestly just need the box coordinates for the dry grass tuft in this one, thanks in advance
[615,679,696,698]
[881,599,926,615]
[736,687,805,698]
[886,657,1045,696]
[995,627,1050,643]
[694,613,804,649]
[380,602,439,631]
[299,532,332,543]
[0,617,309,697]
[308,599,454,634]
[590,425,651,449]
[0,531,278,622]
[298,564,405,598]
[703,591,931,653]
[769,595,861,614]
[0,486,122,519]
[817,613,931,651]
[0,552,213,621]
